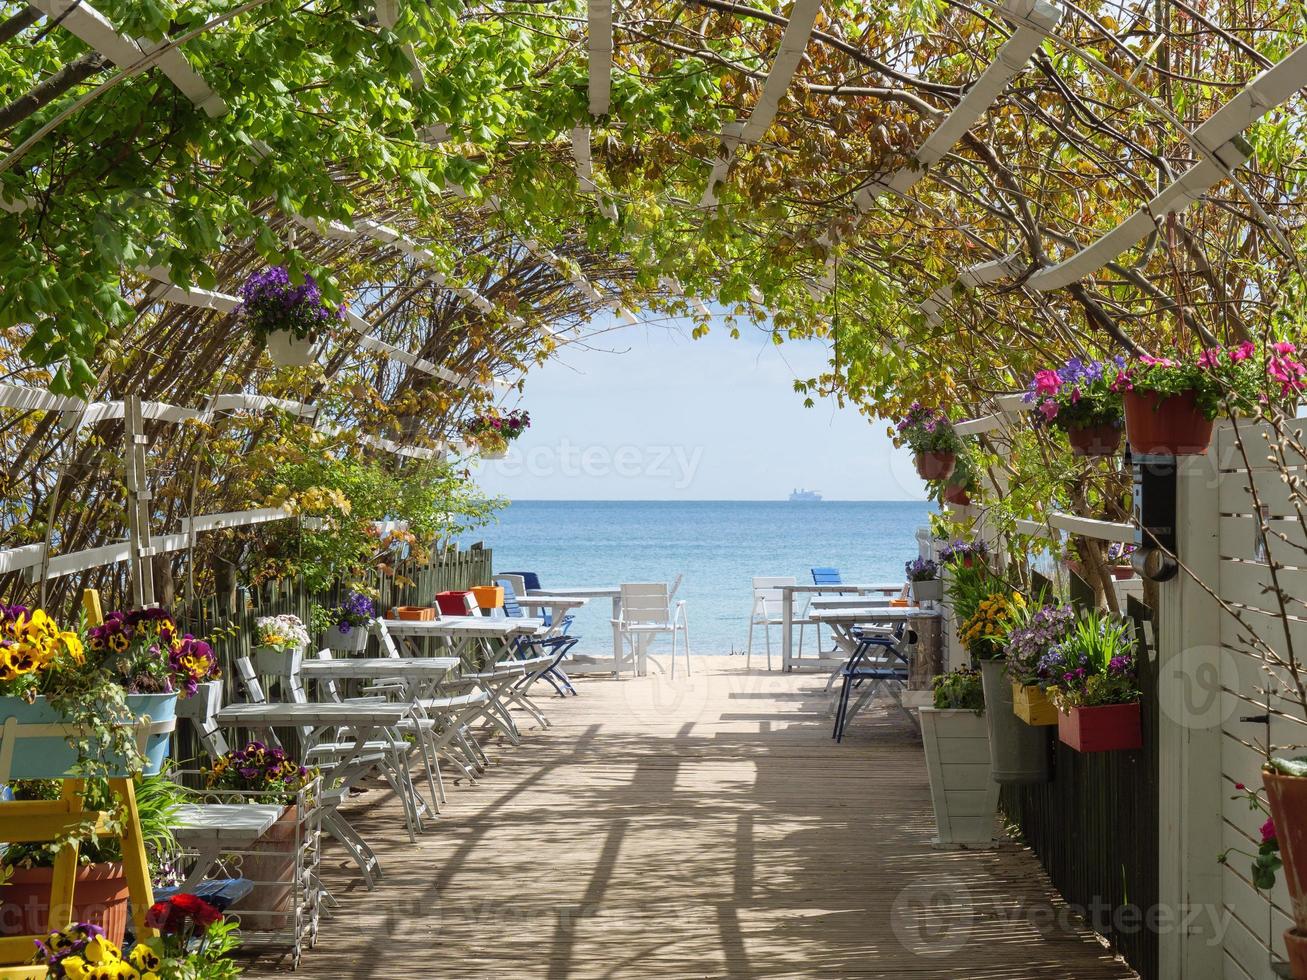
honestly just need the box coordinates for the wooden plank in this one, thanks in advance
[243,657,1138,980]
[1049,512,1136,544]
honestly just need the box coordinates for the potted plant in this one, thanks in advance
[905,557,942,603]
[896,403,962,481]
[960,590,1050,784]
[462,409,531,460]
[938,539,988,569]
[0,605,213,779]
[36,896,241,978]
[1028,357,1125,456]
[3,775,184,946]
[239,265,342,367]
[919,666,998,848]
[252,614,310,677]
[933,442,981,506]
[1004,602,1076,727]
[204,741,317,931]
[1044,610,1141,752]
[312,592,375,653]
[1107,542,1136,580]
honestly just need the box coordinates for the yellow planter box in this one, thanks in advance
[1012,681,1058,727]
[471,585,504,609]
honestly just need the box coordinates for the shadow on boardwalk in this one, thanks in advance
[249,656,1137,979]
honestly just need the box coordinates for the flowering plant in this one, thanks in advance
[205,741,315,804]
[0,604,84,698]
[904,557,938,582]
[895,403,962,455]
[311,591,375,636]
[35,905,242,980]
[462,409,530,453]
[88,608,219,697]
[1004,603,1076,686]
[1027,356,1124,431]
[1110,342,1306,420]
[1107,542,1135,566]
[1042,611,1138,709]
[1219,781,1283,891]
[938,539,987,565]
[958,591,1025,660]
[932,665,984,713]
[239,265,342,343]
[253,614,309,653]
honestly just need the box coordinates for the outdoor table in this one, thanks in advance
[526,586,622,671]
[384,616,546,668]
[214,701,413,883]
[780,583,905,671]
[514,594,589,632]
[171,803,284,891]
[298,656,459,703]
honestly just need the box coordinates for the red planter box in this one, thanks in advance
[435,590,473,616]
[1057,701,1142,753]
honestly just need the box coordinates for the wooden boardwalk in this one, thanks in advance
[253,657,1138,978]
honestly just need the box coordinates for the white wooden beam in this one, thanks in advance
[587,0,613,117]
[1047,512,1135,544]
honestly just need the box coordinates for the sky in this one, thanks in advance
[472,313,928,501]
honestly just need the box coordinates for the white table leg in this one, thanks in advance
[611,596,623,675]
[782,588,793,672]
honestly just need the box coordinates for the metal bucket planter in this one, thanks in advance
[265,330,318,367]
[253,646,304,679]
[979,661,1049,783]
[919,707,999,848]
[911,579,943,604]
[0,693,177,779]
[323,627,370,654]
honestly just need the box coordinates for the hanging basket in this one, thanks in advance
[914,451,956,481]
[0,693,177,779]
[1057,701,1142,752]
[253,646,304,678]
[910,579,943,604]
[1123,389,1213,456]
[1066,422,1122,457]
[265,330,319,367]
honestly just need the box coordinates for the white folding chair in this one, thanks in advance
[613,582,691,677]
[747,576,815,670]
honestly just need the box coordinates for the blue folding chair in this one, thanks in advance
[832,627,912,742]
[496,577,579,696]
[810,567,843,656]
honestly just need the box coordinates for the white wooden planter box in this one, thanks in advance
[919,707,1000,848]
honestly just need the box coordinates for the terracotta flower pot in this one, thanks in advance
[1285,929,1307,980]
[1057,701,1142,752]
[1110,565,1136,581]
[0,863,129,945]
[395,605,436,621]
[1066,422,1122,457]
[1263,769,1307,935]
[1123,389,1213,455]
[942,484,971,506]
[914,451,956,481]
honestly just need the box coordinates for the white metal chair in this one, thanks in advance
[747,576,815,670]
[613,582,691,677]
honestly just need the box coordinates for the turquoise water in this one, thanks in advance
[467,500,932,654]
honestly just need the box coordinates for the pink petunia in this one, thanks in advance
[1273,341,1298,356]
[1198,348,1221,369]
[1261,817,1277,845]
[1033,370,1062,397]
[1070,387,1082,404]
[1039,399,1059,421]
[1230,341,1256,362]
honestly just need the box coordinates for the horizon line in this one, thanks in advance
[499,497,930,503]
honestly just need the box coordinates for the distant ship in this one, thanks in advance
[789,488,822,502]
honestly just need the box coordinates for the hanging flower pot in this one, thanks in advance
[1012,681,1058,727]
[0,694,177,778]
[1110,565,1136,581]
[264,329,318,367]
[1262,767,1307,957]
[942,483,971,506]
[910,578,943,603]
[914,451,956,481]
[323,626,369,653]
[1122,389,1213,456]
[1066,422,1122,457]
[1057,701,1142,753]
